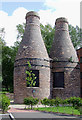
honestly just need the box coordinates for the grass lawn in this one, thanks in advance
[33,106,81,115]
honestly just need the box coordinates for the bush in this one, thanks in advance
[54,97,61,107]
[68,97,81,108]
[48,99,55,106]
[0,94,10,113]
[41,98,50,107]
[61,99,68,106]
[24,96,39,109]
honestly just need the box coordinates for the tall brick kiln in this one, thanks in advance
[14,11,51,103]
[50,17,80,99]
[77,47,82,97]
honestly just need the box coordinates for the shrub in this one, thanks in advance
[61,99,68,106]
[48,99,55,107]
[24,96,39,109]
[41,98,50,107]
[0,94,10,113]
[69,97,81,108]
[54,97,61,107]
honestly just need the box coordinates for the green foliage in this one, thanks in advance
[24,96,39,109]
[26,61,37,87]
[61,99,68,106]
[67,97,82,108]
[16,23,25,40]
[69,25,82,49]
[0,94,10,113]
[2,46,14,92]
[54,97,61,107]
[40,24,55,54]
[48,99,55,106]
[34,106,80,115]
[68,56,74,63]
[41,98,50,107]
[1,23,82,93]
[40,97,82,115]
[16,23,82,54]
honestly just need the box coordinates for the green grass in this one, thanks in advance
[33,106,81,115]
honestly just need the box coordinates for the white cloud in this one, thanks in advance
[0,0,81,46]
[0,7,28,46]
[38,9,55,26]
[44,0,80,26]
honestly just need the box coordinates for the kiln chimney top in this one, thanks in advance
[55,17,68,25]
[25,11,40,19]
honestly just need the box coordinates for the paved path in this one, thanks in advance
[11,112,79,119]
[0,114,10,120]
[8,107,39,113]
[7,105,81,120]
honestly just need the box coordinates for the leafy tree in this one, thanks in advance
[26,61,37,87]
[0,94,10,113]
[16,23,25,40]
[40,24,55,54]
[24,96,39,109]
[0,27,20,92]
[0,28,6,91]
[2,46,14,92]
[69,25,82,49]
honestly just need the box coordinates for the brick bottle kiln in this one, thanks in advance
[14,11,51,103]
[14,11,81,103]
[50,18,80,99]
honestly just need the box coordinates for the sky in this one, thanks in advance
[0,0,81,46]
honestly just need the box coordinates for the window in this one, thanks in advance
[53,72,64,88]
[26,70,39,87]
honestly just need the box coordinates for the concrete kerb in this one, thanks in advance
[9,113,16,120]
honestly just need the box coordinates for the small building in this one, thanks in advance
[14,11,51,103]
[14,11,81,103]
[50,17,80,99]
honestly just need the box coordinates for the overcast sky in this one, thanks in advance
[0,0,81,46]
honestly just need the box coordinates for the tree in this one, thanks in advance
[0,28,6,91]
[16,23,25,40]
[69,25,82,49]
[24,96,39,109]
[2,46,14,92]
[40,24,55,54]
[26,61,37,87]
[0,94,10,113]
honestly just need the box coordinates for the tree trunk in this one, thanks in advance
[31,104,32,109]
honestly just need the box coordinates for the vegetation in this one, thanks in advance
[0,22,82,92]
[0,94,10,113]
[16,23,82,53]
[41,98,50,107]
[39,97,82,115]
[34,106,80,115]
[24,96,39,109]
[26,61,37,87]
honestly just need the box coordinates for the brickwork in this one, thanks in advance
[50,17,80,99]
[14,12,81,103]
[14,11,51,103]
[77,48,82,97]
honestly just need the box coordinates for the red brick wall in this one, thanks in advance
[77,47,82,97]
